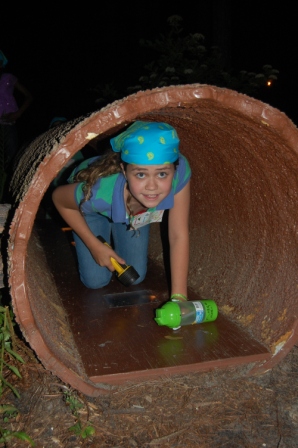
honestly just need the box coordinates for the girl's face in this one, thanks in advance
[124,163,175,208]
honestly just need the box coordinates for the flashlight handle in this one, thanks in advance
[110,258,128,275]
[96,235,128,274]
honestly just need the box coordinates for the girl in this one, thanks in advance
[52,121,191,301]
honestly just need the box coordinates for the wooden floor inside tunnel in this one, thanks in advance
[32,217,271,385]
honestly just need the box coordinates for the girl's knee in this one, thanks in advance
[80,273,112,289]
[129,269,147,285]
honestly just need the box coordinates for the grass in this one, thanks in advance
[0,302,35,446]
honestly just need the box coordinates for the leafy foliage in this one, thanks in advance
[0,427,35,446]
[93,15,279,107]
[0,305,35,446]
[63,388,96,439]
[0,305,24,398]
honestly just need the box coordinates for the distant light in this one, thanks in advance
[267,80,272,87]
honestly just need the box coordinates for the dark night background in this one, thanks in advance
[2,2,298,145]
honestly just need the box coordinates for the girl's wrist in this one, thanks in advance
[171,293,188,302]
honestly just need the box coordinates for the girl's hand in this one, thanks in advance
[90,240,126,272]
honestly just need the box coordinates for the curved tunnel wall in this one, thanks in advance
[7,84,298,396]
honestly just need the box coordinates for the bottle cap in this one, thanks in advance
[154,301,181,329]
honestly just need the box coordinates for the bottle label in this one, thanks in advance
[193,301,205,323]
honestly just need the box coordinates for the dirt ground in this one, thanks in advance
[1,329,298,448]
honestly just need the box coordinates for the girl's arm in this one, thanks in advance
[52,184,126,270]
[168,181,191,299]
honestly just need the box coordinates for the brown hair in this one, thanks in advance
[74,151,122,208]
[74,151,138,229]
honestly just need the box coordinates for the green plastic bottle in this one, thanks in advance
[154,299,218,330]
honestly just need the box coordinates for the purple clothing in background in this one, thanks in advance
[0,73,18,122]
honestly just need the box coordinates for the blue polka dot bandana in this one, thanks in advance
[110,121,180,165]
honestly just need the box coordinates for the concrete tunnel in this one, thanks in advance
[5,84,298,397]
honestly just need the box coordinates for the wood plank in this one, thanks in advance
[33,218,271,383]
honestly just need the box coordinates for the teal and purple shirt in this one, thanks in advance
[68,154,191,226]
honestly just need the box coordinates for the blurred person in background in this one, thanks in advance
[0,49,33,201]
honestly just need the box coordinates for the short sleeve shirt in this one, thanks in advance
[69,154,191,225]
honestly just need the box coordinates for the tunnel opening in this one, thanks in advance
[6,84,298,396]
